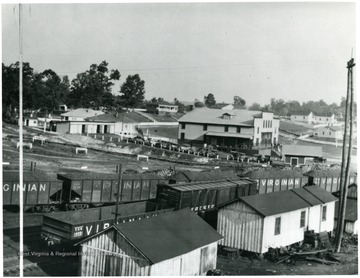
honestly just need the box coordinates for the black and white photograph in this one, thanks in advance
[1,1,358,276]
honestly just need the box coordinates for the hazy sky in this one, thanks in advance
[2,2,356,106]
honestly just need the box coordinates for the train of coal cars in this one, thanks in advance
[3,168,357,213]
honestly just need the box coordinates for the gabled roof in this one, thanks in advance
[60,108,104,118]
[178,107,263,126]
[227,186,337,217]
[86,111,152,123]
[78,209,222,264]
[282,144,323,157]
[291,111,312,116]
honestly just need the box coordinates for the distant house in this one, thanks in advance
[23,115,38,127]
[146,101,178,115]
[314,125,343,142]
[178,108,280,148]
[60,108,104,122]
[290,112,314,124]
[282,144,323,166]
[55,111,151,136]
[313,113,336,125]
[58,104,68,112]
[218,186,337,254]
[76,208,222,276]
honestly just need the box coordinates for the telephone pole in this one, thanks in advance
[335,58,355,252]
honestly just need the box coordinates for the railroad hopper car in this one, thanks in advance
[2,171,63,212]
[243,170,307,194]
[156,178,257,212]
[41,201,174,246]
[57,172,166,210]
[168,170,241,184]
[305,169,357,193]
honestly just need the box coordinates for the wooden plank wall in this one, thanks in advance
[218,202,264,253]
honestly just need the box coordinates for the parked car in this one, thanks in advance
[155,140,169,148]
[179,144,191,152]
[314,157,327,163]
[168,143,180,151]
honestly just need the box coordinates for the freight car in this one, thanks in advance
[41,201,174,246]
[156,178,257,212]
[305,169,357,192]
[243,169,307,194]
[57,172,166,210]
[168,170,241,184]
[2,171,63,212]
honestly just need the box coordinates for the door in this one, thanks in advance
[104,125,108,134]
[82,125,86,134]
[97,125,101,133]
[291,157,298,166]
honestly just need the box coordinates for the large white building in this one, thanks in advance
[60,108,104,121]
[177,108,279,148]
[290,112,336,125]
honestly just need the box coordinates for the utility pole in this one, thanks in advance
[335,58,355,252]
[113,164,123,224]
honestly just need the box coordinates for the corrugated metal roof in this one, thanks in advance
[334,198,357,222]
[178,107,262,126]
[169,170,239,182]
[60,108,104,118]
[86,112,152,123]
[303,186,338,203]
[3,171,59,181]
[282,144,323,157]
[113,208,222,264]
[166,178,253,192]
[57,172,164,180]
[233,186,337,217]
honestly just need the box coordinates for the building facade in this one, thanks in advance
[60,108,104,121]
[314,126,343,142]
[282,145,323,166]
[178,108,279,148]
[146,102,178,115]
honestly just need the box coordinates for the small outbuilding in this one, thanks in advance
[282,144,323,166]
[218,186,337,254]
[76,208,222,276]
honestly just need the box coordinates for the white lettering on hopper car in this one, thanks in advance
[3,183,47,192]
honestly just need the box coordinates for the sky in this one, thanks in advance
[1,2,356,106]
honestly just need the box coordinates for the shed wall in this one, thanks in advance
[218,201,264,253]
[319,202,335,233]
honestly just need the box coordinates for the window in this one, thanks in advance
[323,132,325,135]
[303,116,305,119]
[237,127,241,133]
[203,124,207,131]
[322,206,327,221]
[181,123,186,129]
[224,126,229,132]
[180,133,185,140]
[263,121,265,128]
[300,211,306,228]
[275,217,281,235]
[329,132,331,135]
[257,127,259,134]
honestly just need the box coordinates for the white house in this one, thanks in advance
[146,101,178,115]
[218,186,337,254]
[60,108,104,121]
[290,112,314,124]
[23,115,38,127]
[76,208,222,276]
[178,108,280,148]
[313,113,336,125]
[314,125,343,142]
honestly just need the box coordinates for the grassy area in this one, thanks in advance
[280,120,314,135]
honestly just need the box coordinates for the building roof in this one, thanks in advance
[147,101,178,107]
[304,169,357,178]
[208,103,230,109]
[86,111,152,123]
[165,178,254,192]
[78,208,222,264]
[314,112,334,117]
[231,186,337,217]
[205,131,253,139]
[178,107,263,126]
[334,198,357,222]
[291,112,312,116]
[57,172,164,181]
[3,171,59,181]
[169,170,239,182]
[282,144,323,157]
[60,108,104,118]
[316,125,343,132]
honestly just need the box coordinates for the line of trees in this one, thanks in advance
[2,61,147,116]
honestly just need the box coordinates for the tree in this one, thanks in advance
[204,93,216,107]
[174,98,185,113]
[69,61,120,108]
[194,101,205,108]
[248,102,262,111]
[233,96,246,107]
[119,74,145,108]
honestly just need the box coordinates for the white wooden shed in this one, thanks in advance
[76,208,222,276]
[218,186,338,254]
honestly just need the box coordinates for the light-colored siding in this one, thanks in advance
[262,209,307,254]
[319,202,336,232]
[218,202,264,253]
